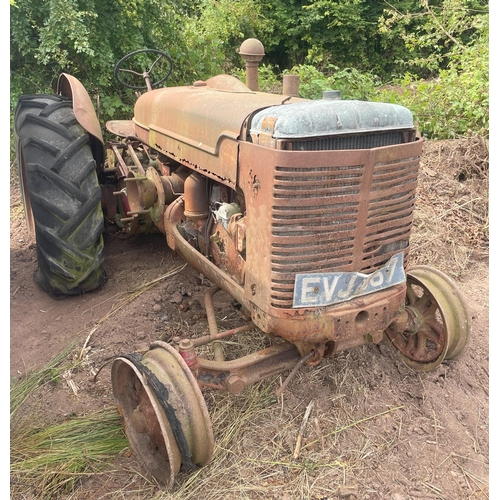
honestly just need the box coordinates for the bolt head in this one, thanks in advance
[179,339,194,351]
[226,374,245,394]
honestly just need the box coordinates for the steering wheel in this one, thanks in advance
[114,49,173,90]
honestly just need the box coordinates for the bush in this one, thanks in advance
[377,19,488,139]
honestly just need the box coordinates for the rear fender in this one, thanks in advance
[57,73,105,169]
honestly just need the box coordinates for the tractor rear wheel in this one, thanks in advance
[14,94,107,298]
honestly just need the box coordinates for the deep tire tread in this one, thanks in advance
[28,191,71,221]
[71,158,98,185]
[21,136,60,157]
[23,113,76,141]
[40,101,73,118]
[27,162,88,203]
[15,94,107,298]
[59,188,102,238]
[51,135,91,177]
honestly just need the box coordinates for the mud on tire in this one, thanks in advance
[14,94,107,298]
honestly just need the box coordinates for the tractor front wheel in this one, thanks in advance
[14,94,107,298]
[385,266,470,372]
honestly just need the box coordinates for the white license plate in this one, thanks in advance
[292,252,406,308]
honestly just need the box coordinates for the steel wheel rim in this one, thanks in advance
[386,266,470,372]
[112,342,214,487]
[111,357,180,487]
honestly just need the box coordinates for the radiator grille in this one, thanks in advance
[282,131,405,151]
[269,155,419,308]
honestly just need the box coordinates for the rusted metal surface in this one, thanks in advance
[209,221,246,285]
[205,286,224,362]
[178,339,199,375]
[385,266,471,372]
[108,142,131,178]
[125,174,157,213]
[208,138,422,356]
[56,73,104,168]
[127,144,146,175]
[106,120,137,138]
[164,196,405,360]
[184,172,209,220]
[237,38,265,91]
[104,59,428,364]
[132,77,305,187]
[195,343,301,394]
[164,198,248,306]
[146,167,165,231]
[238,139,423,312]
[282,75,300,97]
[112,342,214,487]
[191,324,255,347]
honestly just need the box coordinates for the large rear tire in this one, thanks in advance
[14,94,107,298]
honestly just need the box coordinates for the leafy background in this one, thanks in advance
[10,0,489,140]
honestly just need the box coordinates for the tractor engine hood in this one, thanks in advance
[132,75,305,187]
[249,99,415,140]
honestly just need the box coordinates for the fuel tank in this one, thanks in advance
[132,75,305,188]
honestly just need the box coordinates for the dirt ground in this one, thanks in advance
[10,138,490,499]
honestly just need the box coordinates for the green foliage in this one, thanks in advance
[232,63,381,101]
[378,0,488,77]
[231,64,283,94]
[10,0,198,124]
[286,64,381,100]
[98,94,133,121]
[255,0,380,71]
[377,9,488,138]
[252,0,488,80]
[185,0,272,77]
[10,0,489,146]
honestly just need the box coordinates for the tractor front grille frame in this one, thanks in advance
[268,147,420,309]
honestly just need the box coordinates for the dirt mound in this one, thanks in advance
[411,136,488,277]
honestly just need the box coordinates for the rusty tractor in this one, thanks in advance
[14,39,470,487]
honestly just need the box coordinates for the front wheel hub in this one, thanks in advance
[405,306,424,335]
[385,266,470,372]
[111,341,214,487]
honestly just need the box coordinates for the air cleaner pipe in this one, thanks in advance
[238,38,265,92]
[184,172,209,220]
[283,74,300,97]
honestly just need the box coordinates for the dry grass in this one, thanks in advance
[10,347,128,500]
[409,136,489,278]
[11,408,128,500]
[140,353,408,500]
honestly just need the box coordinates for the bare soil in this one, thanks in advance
[10,138,490,499]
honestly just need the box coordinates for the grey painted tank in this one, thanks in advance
[249,98,414,139]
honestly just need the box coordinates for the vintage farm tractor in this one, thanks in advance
[14,39,470,486]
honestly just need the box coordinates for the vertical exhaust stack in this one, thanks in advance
[237,38,265,91]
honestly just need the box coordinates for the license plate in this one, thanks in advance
[292,252,406,308]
